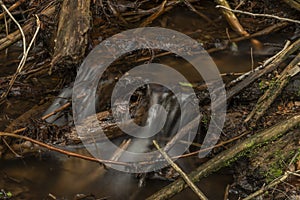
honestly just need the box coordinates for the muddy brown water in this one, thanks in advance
[0,150,232,199]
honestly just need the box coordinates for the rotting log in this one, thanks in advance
[146,114,300,200]
[51,0,91,72]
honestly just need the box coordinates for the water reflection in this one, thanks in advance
[0,150,232,199]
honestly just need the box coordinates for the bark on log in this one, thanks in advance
[51,0,91,71]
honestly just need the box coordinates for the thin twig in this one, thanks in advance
[153,140,208,200]
[140,0,167,27]
[183,0,216,26]
[1,15,41,100]
[1,137,22,158]
[231,22,290,43]
[41,102,71,120]
[173,131,249,159]
[216,5,300,24]
[110,139,131,161]
[287,170,300,177]
[0,131,131,167]
[0,0,26,54]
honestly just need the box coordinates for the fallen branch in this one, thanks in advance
[0,131,130,167]
[153,140,208,200]
[245,53,300,124]
[146,114,300,200]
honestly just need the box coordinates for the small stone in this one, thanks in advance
[22,141,32,148]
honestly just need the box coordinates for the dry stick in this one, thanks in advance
[245,53,300,124]
[214,0,262,48]
[0,0,25,20]
[216,5,300,24]
[244,172,289,200]
[174,131,249,160]
[41,102,71,120]
[0,15,40,100]
[140,0,167,27]
[287,170,300,177]
[123,0,179,16]
[146,114,300,200]
[1,136,21,157]
[231,21,290,43]
[223,185,230,200]
[0,0,26,55]
[110,139,131,161]
[0,22,30,51]
[153,140,208,200]
[0,131,131,167]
